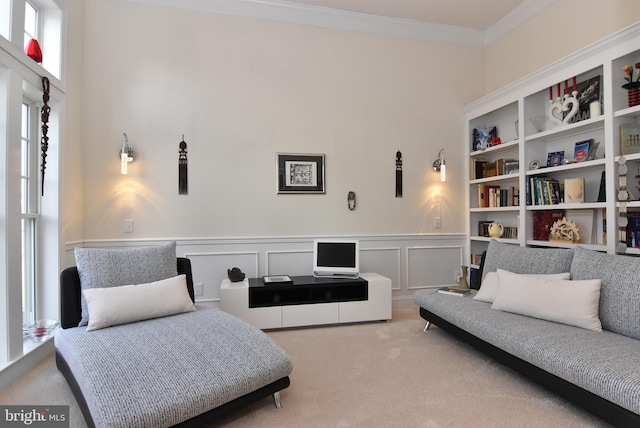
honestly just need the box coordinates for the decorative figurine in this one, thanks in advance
[227,267,245,282]
[179,136,188,195]
[396,151,402,198]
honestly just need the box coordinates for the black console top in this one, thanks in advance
[249,275,365,288]
[248,276,368,308]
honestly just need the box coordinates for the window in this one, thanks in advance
[23,1,38,50]
[21,101,39,327]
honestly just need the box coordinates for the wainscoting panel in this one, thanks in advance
[407,245,464,289]
[361,247,401,291]
[266,250,313,276]
[68,234,466,304]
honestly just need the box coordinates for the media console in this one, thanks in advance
[220,272,392,329]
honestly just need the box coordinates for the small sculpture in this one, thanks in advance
[549,218,580,243]
[227,267,245,282]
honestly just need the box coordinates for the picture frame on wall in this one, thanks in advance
[621,123,640,155]
[277,153,325,194]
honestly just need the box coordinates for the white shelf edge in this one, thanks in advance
[470,206,520,212]
[613,104,640,118]
[615,153,640,162]
[525,159,605,176]
[470,236,519,244]
[526,240,607,251]
[523,116,604,142]
[470,174,520,184]
[470,139,519,157]
[526,202,606,210]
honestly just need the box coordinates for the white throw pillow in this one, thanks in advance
[83,274,196,331]
[473,270,571,303]
[491,269,602,331]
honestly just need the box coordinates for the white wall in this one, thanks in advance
[484,0,640,93]
[74,0,483,241]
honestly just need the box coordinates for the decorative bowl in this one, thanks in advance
[26,319,59,342]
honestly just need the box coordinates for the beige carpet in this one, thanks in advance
[0,305,611,427]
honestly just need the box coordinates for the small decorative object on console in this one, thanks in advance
[262,275,293,285]
[227,267,245,282]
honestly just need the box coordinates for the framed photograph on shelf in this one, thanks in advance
[573,139,593,162]
[620,124,640,155]
[546,151,564,167]
[277,153,325,194]
[565,76,601,124]
[472,126,496,151]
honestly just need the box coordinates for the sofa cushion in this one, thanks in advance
[75,242,178,326]
[570,246,640,340]
[491,269,602,331]
[83,275,196,332]
[474,270,570,303]
[481,240,574,281]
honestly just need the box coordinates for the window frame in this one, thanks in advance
[20,99,41,328]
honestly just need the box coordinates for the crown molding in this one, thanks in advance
[112,0,552,47]
[484,0,557,46]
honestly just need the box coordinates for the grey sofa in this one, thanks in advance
[413,241,640,427]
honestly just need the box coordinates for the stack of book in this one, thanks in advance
[437,287,471,297]
[527,176,563,205]
[478,184,520,208]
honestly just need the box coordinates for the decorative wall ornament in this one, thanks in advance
[40,76,50,196]
[347,191,356,210]
[178,135,188,195]
[395,151,402,198]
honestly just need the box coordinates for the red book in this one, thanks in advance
[532,210,564,241]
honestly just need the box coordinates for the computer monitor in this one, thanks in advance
[313,239,359,279]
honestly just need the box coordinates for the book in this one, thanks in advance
[437,286,471,297]
[564,177,585,203]
[532,210,564,241]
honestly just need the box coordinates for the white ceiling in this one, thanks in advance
[116,0,558,46]
[285,0,527,31]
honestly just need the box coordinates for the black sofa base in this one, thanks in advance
[56,350,291,428]
[419,307,640,428]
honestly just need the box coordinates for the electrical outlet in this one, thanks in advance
[194,283,204,297]
[124,219,134,233]
[434,216,441,229]
[455,270,461,283]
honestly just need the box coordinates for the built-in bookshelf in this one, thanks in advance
[464,23,640,268]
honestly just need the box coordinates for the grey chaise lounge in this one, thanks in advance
[55,253,293,428]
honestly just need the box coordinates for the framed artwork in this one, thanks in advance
[546,151,564,167]
[574,139,593,162]
[277,153,325,194]
[621,124,640,155]
[565,76,601,124]
[472,126,497,151]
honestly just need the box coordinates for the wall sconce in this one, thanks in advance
[433,148,446,182]
[120,133,134,174]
